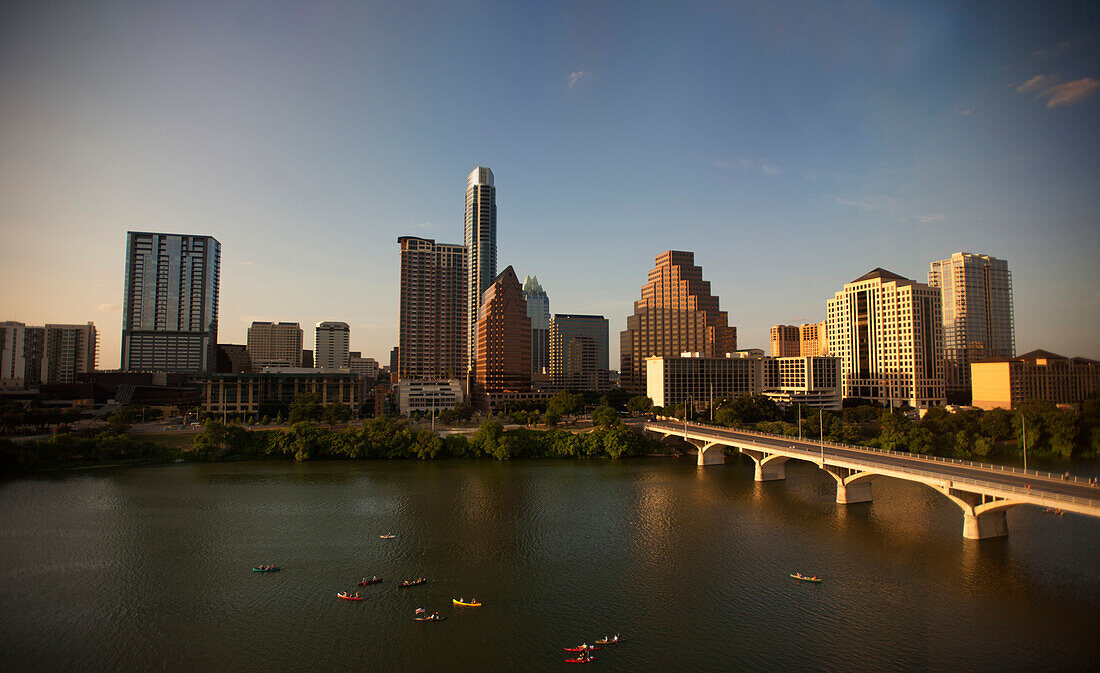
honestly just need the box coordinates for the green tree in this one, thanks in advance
[979,408,1013,441]
[546,391,583,417]
[626,395,653,415]
[592,404,621,429]
[877,411,911,451]
[288,393,322,424]
[323,402,352,425]
[907,426,935,454]
[471,420,504,457]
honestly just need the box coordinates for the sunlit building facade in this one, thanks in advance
[971,350,1099,410]
[826,268,946,409]
[928,252,1014,399]
[398,236,468,380]
[475,266,530,392]
[465,167,497,370]
[770,324,800,357]
[620,251,737,394]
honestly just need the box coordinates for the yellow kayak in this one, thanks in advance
[452,598,482,607]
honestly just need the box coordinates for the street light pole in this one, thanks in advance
[819,410,824,466]
[1022,413,1027,472]
[798,402,802,441]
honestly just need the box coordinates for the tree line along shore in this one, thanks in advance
[2,391,1098,474]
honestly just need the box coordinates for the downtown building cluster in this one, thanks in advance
[396,167,612,414]
[635,250,1097,412]
[4,180,1098,419]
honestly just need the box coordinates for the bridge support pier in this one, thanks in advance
[824,466,874,504]
[685,439,725,466]
[741,450,787,481]
[963,510,1008,540]
[836,480,873,504]
[754,460,786,481]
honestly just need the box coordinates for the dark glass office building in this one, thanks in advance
[121,231,220,373]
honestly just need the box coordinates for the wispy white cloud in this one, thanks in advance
[97,303,121,312]
[239,260,254,267]
[566,70,591,88]
[1031,40,1073,61]
[961,109,971,115]
[1016,74,1100,108]
[1017,74,1055,94]
[707,156,781,176]
[1043,78,1100,107]
[918,214,947,223]
[833,195,899,212]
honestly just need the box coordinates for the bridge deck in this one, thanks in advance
[644,420,1100,515]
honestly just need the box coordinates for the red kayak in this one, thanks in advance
[337,592,363,601]
[564,646,599,652]
[565,656,596,664]
[358,577,382,586]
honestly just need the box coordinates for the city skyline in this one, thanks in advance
[1,1,1098,369]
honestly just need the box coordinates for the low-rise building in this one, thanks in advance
[762,356,842,410]
[348,353,380,379]
[197,371,363,417]
[396,379,464,415]
[971,350,1100,410]
[646,352,762,408]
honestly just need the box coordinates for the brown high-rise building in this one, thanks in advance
[398,236,468,380]
[770,325,800,357]
[475,266,530,392]
[620,251,737,394]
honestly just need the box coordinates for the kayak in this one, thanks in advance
[252,567,280,572]
[564,646,599,652]
[565,656,596,664]
[790,573,823,583]
[452,598,481,607]
[379,534,396,539]
[595,636,621,645]
[359,577,382,586]
[337,592,364,601]
[413,616,446,621]
[399,579,427,588]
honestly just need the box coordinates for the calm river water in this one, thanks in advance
[1,458,1098,672]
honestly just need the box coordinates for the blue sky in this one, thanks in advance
[1,0,1098,368]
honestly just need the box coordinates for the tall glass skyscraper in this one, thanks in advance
[121,232,220,372]
[465,167,496,371]
[928,252,1014,398]
[523,275,550,374]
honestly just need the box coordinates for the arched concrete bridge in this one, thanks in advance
[643,419,1100,539]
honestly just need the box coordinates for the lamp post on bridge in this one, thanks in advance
[1022,413,1027,472]
[819,410,824,466]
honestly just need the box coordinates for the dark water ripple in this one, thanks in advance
[1,459,1098,672]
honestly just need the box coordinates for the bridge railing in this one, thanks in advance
[646,415,1086,483]
[646,419,1100,507]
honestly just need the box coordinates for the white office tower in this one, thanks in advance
[465,167,497,371]
[928,253,1015,398]
[315,321,350,369]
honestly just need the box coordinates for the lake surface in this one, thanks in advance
[1,458,1098,672]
